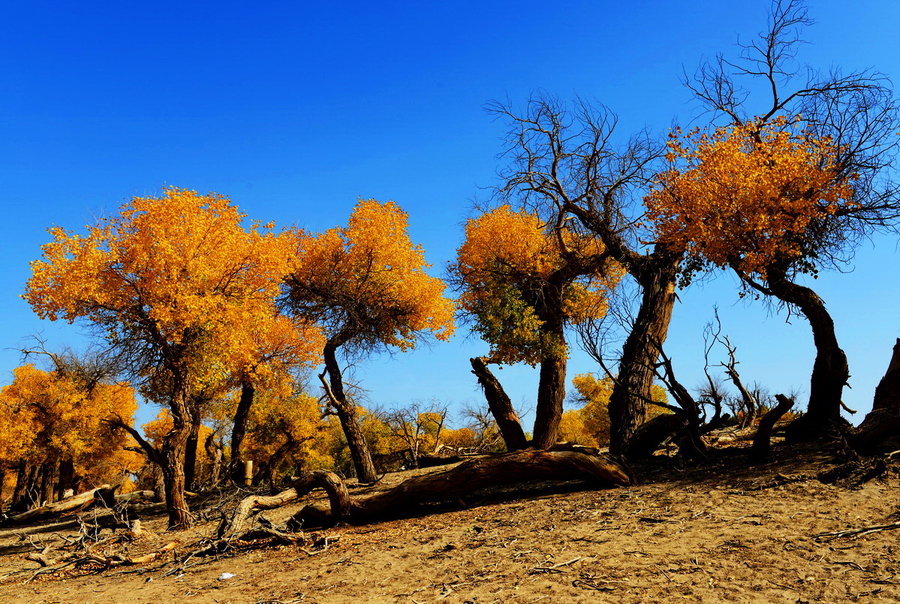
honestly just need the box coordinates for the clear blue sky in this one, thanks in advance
[2,1,898,428]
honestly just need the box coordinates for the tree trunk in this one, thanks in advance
[160,385,194,530]
[39,461,56,506]
[290,450,632,528]
[765,267,849,440]
[851,339,900,453]
[532,346,567,449]
[323,342,377,483]
[872,338,900,413]
[608,258,679,457]
[11,463,28,512]
[183,406,203,492]
[204,431,224,487]
[56,458,75,502]
[623,413,688,459]
[24,464,41,510]
[229,381,255,483]
[750,394,794,463]
[469,357,528,451]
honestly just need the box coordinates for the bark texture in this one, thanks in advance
[323,341,378,483]
[607,257,679,457]
[532,324,567,449]
[291,450,631,528]
[159,382,194,530]
[765,267,849,440]
[469,357,528,451]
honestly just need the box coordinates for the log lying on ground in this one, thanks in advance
[3,485,113,526]
[216,450,631,539]
[291,449,631,529]
[750,394,794,463]
[113,490,156,504]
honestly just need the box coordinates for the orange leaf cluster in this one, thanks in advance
[0,364,140,481]
[287,199,455,350]
[455,205,622,365]
[645,117,856,279]
[24,187,324,395]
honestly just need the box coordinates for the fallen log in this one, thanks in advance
[291,449,631,529]
[3,485,112,526]
[217,484,309,540]
[216,451,630,539]
[113,490,156,504]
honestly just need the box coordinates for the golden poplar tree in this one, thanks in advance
[24,187,320,528]
[284,199,455,483]
[454,205,622,448]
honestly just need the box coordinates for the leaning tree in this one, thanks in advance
[648,0,900,439]
[489,98,679,456]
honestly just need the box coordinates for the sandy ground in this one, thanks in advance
[1,443,898,603]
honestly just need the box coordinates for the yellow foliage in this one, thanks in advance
[24,187,323,397]
[564,373,669,446]
[286,199,455,350]
[231,389,324,473]
[645,117,856,280]
[0,364,139,485]
[455,206,623,365]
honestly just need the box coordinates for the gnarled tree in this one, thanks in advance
[454,205,623,448]
[650,0,900,439]
[490,99,677,457]
[283,199,455,483]
[24,188,303,528]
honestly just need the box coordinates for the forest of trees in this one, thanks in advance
[1,0,899,531]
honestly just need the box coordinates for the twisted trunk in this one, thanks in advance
[750,394,794,463]
[608,257,679,457]
[765,266,849,440]
[291,451,632,528]
[229,381,255,483]
[323,340,377,483]
[469,357,528,451]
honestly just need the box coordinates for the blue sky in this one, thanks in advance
[2,1,898,428]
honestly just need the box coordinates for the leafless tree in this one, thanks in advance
[490,96,681,457]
